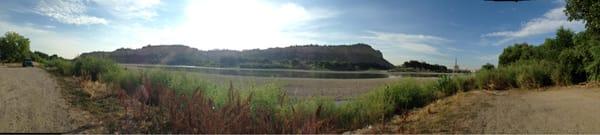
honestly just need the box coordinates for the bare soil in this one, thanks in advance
[357,87,600,133]
[0,67,93,133]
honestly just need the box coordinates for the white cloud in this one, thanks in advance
[478,53,499,61]
[34,0,108,25]
[91,0,161,20]
[0,20,101,58]
[112,0,336,50]
[362,31,449,56]
[483,6,584,46]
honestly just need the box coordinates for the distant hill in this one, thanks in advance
[80,43,394,71]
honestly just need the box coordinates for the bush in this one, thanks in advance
[72,56,120,81]
[475,68,516,90]
[586,46,600,81]
[336,79,437,130]
[515,65,552,88]
[435,75,459,96]
[453,75,477,92]
[45,58,73,76]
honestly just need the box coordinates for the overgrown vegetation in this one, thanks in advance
[494,26,600,87]
[44,56,481,133]
[390,60,470,73]
[0,31,31,62]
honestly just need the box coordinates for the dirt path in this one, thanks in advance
[0,67,82,133]
[358,87,600,133]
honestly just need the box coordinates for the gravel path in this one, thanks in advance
[358,87,600,133]
[0,67,79,133]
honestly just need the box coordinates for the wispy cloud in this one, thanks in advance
[112,0,338,50]
[91,0,161,20]
[0,20,100,58]
[34,0,108,25]
[362,31,450,56]
[482,6,584,46]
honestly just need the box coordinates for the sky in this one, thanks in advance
[0,0,585,69]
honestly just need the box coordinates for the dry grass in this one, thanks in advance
[111,77,332,134]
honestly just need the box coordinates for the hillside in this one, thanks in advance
[80,43,394,71]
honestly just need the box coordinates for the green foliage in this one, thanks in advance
[512,61,554,88]
[453,75,477,92]
[557,48,588,83]
[498,43,539,66]
[0,31,31,62]
[566,0,600,34]
[435,75,459,96]
[496,24,600,85]
[337,79,439,129]
[586,46,600,81]
[475,68,516,90]
[481,63,495,70]
[72,56,120,81]
[400,60,450,73]
[45,58,73,75]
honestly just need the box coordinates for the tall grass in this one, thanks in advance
[44,56,482,133]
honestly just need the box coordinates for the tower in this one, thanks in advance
[453,57,459,72]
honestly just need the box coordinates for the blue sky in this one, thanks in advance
[0,0,585,69]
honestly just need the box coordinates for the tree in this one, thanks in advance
[0,31,31,62]
[498,43,538,66]
[481,63,495,70]
[565,0,600,35]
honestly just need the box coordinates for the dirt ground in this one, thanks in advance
[0,66,91,133]
[358,87,600,134]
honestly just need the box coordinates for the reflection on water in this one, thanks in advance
[127,64,459,79]
[128,64,390,79]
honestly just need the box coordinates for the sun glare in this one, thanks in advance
[179,0,314,50]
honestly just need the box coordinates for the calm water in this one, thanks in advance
[127,64,390,79]
[126,64,456,79]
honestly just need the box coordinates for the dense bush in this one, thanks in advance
[337,79,437,129]
[453,75,477,92]
[45,58,73,75]
[475,68,516,90]
[435,75,459,96]
[0,31,31,62]
[72,56,120,81]
[497,25,600,86]
[512,61,554,88]
[586,46,600,81]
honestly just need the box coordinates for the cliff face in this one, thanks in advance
[81,43,394,71]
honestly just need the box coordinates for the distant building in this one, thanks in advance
[453,58,459,72]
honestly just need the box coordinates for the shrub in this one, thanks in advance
[586,46,600,81]
[475,68,516,90]
[481,63,495,70]
[515,65,552,88]
[45,58,73,76]
[72,56,120,81]
[453,75,477,92]
[335,79,437,130]
[435,75,459,96]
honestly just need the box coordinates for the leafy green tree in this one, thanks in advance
[565,0,600,35]
[558,48,588,83]
[0,31,31,62]
[498,43,538,66]
[481,63,495,70]
[586,45,600,81]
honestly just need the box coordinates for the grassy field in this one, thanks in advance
[43,57,477,133]
[125,66,436,100]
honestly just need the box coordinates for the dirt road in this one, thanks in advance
[360,87,600,133]
[0,67,81,133]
